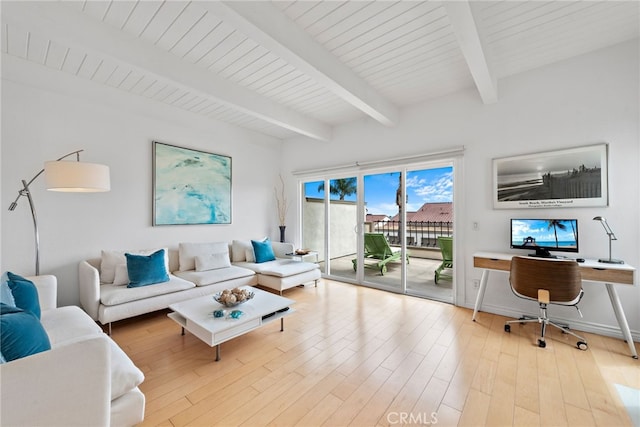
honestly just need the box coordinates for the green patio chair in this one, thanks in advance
[352,233,409,275]
[434,236,453,284]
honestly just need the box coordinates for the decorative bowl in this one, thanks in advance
[213,288,255,307]
[295,249,310,255]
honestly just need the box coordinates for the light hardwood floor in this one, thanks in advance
[110,279,639,426]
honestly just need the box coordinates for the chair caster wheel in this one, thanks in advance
[577,341,588,351]
[504,324,511,333]
[538,339,546,348]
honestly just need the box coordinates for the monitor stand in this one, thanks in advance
[528,247,557,259]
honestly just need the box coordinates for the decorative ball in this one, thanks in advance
[214,288,255,307]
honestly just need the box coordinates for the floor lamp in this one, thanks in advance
[8,150,110,275]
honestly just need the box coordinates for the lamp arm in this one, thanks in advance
[7,149,84,275]
[22,179,40,275]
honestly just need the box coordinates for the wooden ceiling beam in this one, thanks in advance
[443,1,498,104]
[203,1,400,126]
[2,1,331,141]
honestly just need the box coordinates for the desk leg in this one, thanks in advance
[605,283,638,359]
[472,269,490,322]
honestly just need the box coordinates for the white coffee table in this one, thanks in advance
[167,286,294,361]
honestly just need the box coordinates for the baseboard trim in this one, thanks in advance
[464,302,640,343]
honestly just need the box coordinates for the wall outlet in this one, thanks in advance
[473,222,479,231]
[473,279,480,288]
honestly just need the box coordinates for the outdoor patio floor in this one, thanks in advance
[318,254,453,303]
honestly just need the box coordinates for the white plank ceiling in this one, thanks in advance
[2,1,639,140]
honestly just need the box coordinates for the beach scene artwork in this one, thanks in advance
[153,142,231,225]
[493,144,608,209]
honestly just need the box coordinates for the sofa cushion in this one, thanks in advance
[174,265,255,287]
[179,242,229,272]
[100,248,169,284]
[101,275,195,306]
[0,303,51,362]
[126,249,170,288]
[5,272,41,319]
[235,259,319,277]
[40,306,103,346]
[252,239,276,263]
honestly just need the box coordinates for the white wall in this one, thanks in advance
[281,40,640,340]
[2,39,638,341]
[1,73,283,306]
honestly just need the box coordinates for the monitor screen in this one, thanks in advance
[511,219,579,257]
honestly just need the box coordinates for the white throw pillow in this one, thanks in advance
[195,253,232,271]
[108,338,145,400]
[245,248,256,263]
[232,238,267,263]
[178,242,229,271]
[100,248,169,284]
[112,264,129,286]
[231,240,252,262]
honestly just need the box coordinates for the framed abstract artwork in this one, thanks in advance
[153,141,231,225]
[493,143,608,209]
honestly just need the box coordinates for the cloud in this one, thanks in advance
[412,171,453,203]
[367,202,400,216]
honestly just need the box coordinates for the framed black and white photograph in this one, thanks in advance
[153,141,232,225]
[493,143,608,209]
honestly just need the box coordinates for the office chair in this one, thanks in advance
[504,256,588,350]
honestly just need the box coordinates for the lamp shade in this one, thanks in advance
[44,160,110,192]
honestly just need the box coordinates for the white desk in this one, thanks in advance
[472,252,637,359]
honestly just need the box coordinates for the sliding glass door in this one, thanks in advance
[300,161,455,304]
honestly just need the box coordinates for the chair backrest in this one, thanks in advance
[509,256,582,303]
[437,237,453,261]
[364,233,393,257]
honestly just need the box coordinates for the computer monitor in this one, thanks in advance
[510,219,579,258]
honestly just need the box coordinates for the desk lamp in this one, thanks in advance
[8,150,110,275]
[593,216,624,264]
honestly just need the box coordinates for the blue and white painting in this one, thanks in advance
[153,142,231,225]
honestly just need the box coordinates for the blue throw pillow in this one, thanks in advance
[0,303,51,362]
[0,272,16,307]
[251,239,276,263]
[126,249,170,288]
[6,272,41,319]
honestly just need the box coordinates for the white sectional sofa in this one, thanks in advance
[0,275,145,427]
[79,240,320,332]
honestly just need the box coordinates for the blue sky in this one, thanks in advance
[304,166,453,217]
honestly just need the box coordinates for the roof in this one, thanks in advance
[366,214,390,223]
[390,202,452,222]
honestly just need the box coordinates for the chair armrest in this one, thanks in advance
[271,241,295,258]
[0,336,111,426]
[78,260,101,321]
[25,275,58,310]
